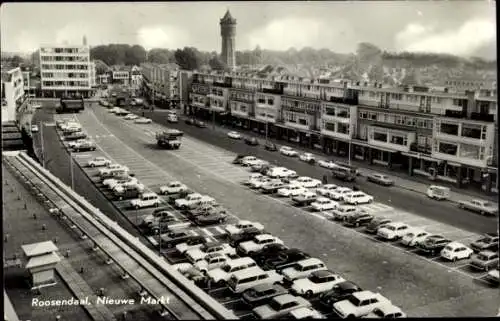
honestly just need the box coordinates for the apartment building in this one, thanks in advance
[39,44,92,98]
[186,71,497,193]
[1,66,26,123]
[130,65,142,93]
[111,68,130,85]
[141,63,180,108]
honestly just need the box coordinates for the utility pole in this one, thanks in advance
[158,220,162,256]
[265,121,269,142]
[40,122,46,168]
[70,155,75,190]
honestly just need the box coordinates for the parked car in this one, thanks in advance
[311,197,339,212]
[277,184,307,197]
[252,294,312,319]
[291,191,318,207]
[440,242,474,262]
[400,229,431,247]
[319,281,363,308]
[377,222,410,241]
[175,193,215,210]
[225,220,265,235]
[261,180,287,194]
[130,192,161,209]
[72,141,96,152]
[134,117,152,124]
[416,236,452,255]
[331,167,357,182]
[228,227,264,247]
[160,230,199,249]
[299,153,316,164]
[240,156,260,167]
[367,173,394,186]
[458,199,498,216]
[344,212,374,227]
[87,157,111,168]
[99,163,129,176]
[175,236,209,254]
[328,187,354,201]
[291,270,346,298]
[363,305,406,318]
[317,160,337,169]
[252,243,289,265]
[250,176,273,189]
[192,252,230,274]
[470,233,499,252]
[159,181,189,195]
[185,242,236,264]
[285,307,325,319]
[365,217,392,234]
[426,185,451,200]
[239,234,284,255]
[343,192,374,205]
[185,118,195,125]
[194,120,206,128]
[280,146,298,157]
[261,248,311,272]
[113,184,144,200]
[245,136,259,146]
[227,131,242,139]
[242,283,289,307]
[193,211,228,226]
[470,250,499,271]
[282,258,327,282]
[166,113,178,123]
[330,205,358,221]
[317,184,339,196]
[232,154,251,165]
[264,141,278,151]
[332,291,392,318]
[124,113,139,120]
[485,269,499,284]
[290,176,322,189]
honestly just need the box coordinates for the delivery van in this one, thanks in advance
[426,185,450,200]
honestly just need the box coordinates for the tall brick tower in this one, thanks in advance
[220,10,236,71]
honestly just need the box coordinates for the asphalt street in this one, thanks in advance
[39,103,499,317]
[134,108,497,235]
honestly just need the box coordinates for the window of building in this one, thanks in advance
[325,107,336,116]
[337,110,349,118]
[359,112,367,119]
[324,122,335,131]
[287,113,297,123]
[373,132,387,142]
[405,117,416,126]
[440,122,459,135]
[370,113,377,120]
[337,123,349,135]
[299,118,308,125]
[258,98,265,104]
[459,144,480,159]
[438,142,458,155]
[461,124,482,139]
[240,105,247,112]
[390,135,406,145]
[395,116,403,125]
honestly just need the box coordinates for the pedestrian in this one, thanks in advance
[322,175,328,185]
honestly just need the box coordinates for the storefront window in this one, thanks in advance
[459,144,480,159]
[390,135,406,145]
[461,124,482,139]
[324,122,335,131]
[440,122,459,135]
[438,142,458,155]
[337,123,349,134]
[373,132,387,142]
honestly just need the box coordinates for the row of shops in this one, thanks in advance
[187,104,498,195]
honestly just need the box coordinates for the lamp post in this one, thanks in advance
[70,154,75,190]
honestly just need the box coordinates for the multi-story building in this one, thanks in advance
[141,63,179,108]
[1,66,26,123]
[186,70,497,194]
[111,68,130,85]
[39,44,92,98]
[97,74,110,86]
[130,65,142,93]
[89,61,96,88]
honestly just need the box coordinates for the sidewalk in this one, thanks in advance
[171,112,498,204]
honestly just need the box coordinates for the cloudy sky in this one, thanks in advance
[1,1,496,59]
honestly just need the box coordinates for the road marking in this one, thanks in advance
[202,228,214,236]
[214,226,226,234]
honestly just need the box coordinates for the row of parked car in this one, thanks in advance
[108,106,153,124]
[118,176,408,318]
[57,119,97,152]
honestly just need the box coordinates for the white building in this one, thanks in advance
[141,63,179,108]
[89,61,96,88]
[111,69,130,85]
[1,67,25,123]
[39,44,92,98]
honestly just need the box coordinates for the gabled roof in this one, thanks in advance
[220,9,236,24]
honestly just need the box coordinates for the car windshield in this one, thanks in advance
[309,275,327,283]
[269,300,283,311]
[245,289,257,297]
[221,264,232,272]
[386,226,396,231]
[476,253,491,261]
[348,296,361,306]
[405,233,415,238]
[444,246,453,251]
[372,309,385,317]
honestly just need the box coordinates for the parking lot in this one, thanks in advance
[49,107,499,317]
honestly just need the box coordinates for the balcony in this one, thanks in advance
[431,141,492,168]
[368,126,416,153]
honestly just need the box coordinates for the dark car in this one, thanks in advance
[147,217,179,235]
[261,181,286,194]
[160,230,199,249]
[331,167,356,182]
[242,283,288,307]
[245,137,259,146]
[251,243,289,264]
[319,281,363,308]
[365,217,392,234]
[72,141,96,152]
[470,233,499,252]
[193,212,228,226]
[232,154,250,165]
[175,235,208,252]
[185,118,195,125]
[165,190,192,204]
[344,212,374,227]
[228,227,264,247]
[195,120,206,128]
[262,248,311,272]
[416,236,451,255]
[184,203,218,218]
[113,185,142,201]
[264,141,277,151]
[366,173,394,186]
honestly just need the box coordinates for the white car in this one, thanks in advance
[377,222,410,241]
[238,234,284,255]
[225,220,265,235]
[440,242,474,261]
[159,181,188,195]
[99,164,129,176]
[330,205,358,221]
[291,270,346,297]
[244,173,264,185]
[130,192,161,209]
[328,187,354,201]
[174,193,215,209]
[299,153,315,162]
[277,185,307,197]
[317,184,338,196]
[241,156,260,167]
[175,239,208,255]
[282,258,328,282]
[68,139,89,149]
[31,124,39,133]
[291,177,322,189]
[193,253,230,274]
[87,157,111,168]
[227,131,242,139]
[113,181,145,194]
[105,176,137,189]
[277,168,298,179]
[317,160,337,169]
[311,197,339,211]
[362,304,406,318]
[280,146,298,157]
[249,176,273,189]
[134,117,152,124]
[185,243,236,264]
[400,229,431,247]
[333,291,392,318]
[343,192,374,205]
[172,262,193,274]
[124,114,139,120]
[288,307,325,319]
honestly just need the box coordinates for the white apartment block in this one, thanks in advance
[1,67,26,123]
[112,70,130,85]
[39,45,92,98]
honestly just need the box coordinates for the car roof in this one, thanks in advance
[251,282,275,292]
[445,241,467,248]
[290,307,316,318]
[311,270,335,278]
[237,220,252,225]
[375,304,402,314]
[142,192,157,197]
[385,222,407,228]
[352,290,376,300]
[231,266,264,277]
[272,294,299,304]
[255,234,273,241]
[316,197,331,202]
[479,250,497,256]
[297,258,323,266]
[169,181,181,184]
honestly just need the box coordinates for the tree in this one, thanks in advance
[208,55,227,71]
[147,48,175,64]
[125,45,147,65]
[174,47,202,70]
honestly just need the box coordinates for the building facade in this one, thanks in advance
[185,70,498,194]
[1,67,26,123]
[39,44,92,98]
[220,10,237,71]
[141,63,180,108]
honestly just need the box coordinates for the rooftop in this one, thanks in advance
[21,240,58,257]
